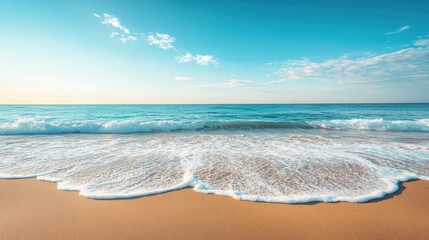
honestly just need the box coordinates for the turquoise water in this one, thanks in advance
[0,104,428,202]
[0,104,428,134]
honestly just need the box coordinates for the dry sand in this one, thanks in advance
[1,179,428,240]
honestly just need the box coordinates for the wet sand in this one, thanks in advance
[0,179,428,240]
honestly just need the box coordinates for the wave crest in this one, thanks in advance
[0,118,428,135]
[315,118,429,132]
[0,118,204,135]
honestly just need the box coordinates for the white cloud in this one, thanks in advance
[100,13,129,34]
[174,76,194,81]
[194,55,219,66]
[272,39,429,85]
[188,79,252,89]
[385,25,410,35]
[176,52,219,66]
[119,35,137,43]
[176,52,193,63]
[414,39,429,47]
[147,33,175,50]
[94,13,136,43]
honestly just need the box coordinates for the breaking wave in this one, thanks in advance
[0,118,428,135]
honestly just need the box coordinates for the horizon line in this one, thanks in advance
[1,102,428,105]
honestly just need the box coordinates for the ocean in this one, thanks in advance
[0,104,428,203]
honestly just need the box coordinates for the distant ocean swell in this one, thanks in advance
[0,118,428,135]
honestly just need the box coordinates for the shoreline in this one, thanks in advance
[0,176,421,203]
[1,179,428,240]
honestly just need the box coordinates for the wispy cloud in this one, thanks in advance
[176,52,193,63]
[93,13,216,63]
[174,76,194,81]
[385,25,410,35]
[272,38,429,85]
[118,35,137,43]
[414,39,429,46]
[176,52,219,66]
[194,55,219,66]
[97,13,130,34]
[188,79,252,88]
[94,13,136,43]
[147,33,175,50]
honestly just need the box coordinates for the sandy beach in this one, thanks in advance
[0,179,428,240]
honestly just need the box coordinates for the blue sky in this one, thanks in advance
[1,0,428,103]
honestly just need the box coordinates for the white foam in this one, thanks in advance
[313,118,429,132]
[0,131,428,203]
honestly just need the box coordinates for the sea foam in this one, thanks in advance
[315,118,429,132]
[1,131,428,203]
